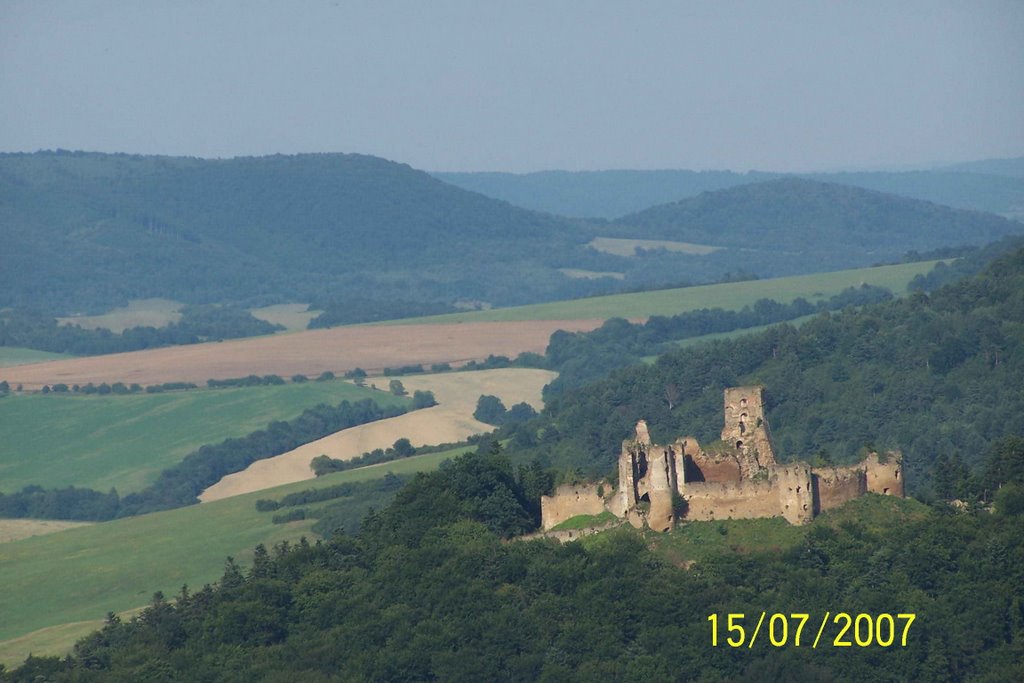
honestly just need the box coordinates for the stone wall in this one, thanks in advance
[686,449,743,483]
[775,464,814,524]
[812,465,866,513]
[538,388,905,533]
[683,479,778,521]
[540,483,607,531]
[865,452,904,497]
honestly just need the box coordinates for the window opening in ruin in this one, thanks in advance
[736,440,743,449]
[635,453,648,479]
[739,421,746,434]
[895,469,900,479]
[740,398,747,407]
[796,486,801,493]
[883,488,890,495]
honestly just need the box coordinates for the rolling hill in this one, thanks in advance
[0,151,604,313]
[609,178,1023,265]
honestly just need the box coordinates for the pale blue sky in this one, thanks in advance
[1,0,1022,172]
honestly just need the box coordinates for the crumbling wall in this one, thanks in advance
[775,465,814,524]
[812,465,866,513]
[687,449,743,483]
[612,420,680,531]
[540,483,607,531]
[684,479,778,521]
[563,388,905,535]
[644,444,679,532]
[865,452,904,497]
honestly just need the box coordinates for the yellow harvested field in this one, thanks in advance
[588,236,722,256]
[0,519,93,544]
[558,268,626,280]
[199,368,556,501]
[0,320,598,390]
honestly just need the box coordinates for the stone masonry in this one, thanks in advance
[540,386,904,532]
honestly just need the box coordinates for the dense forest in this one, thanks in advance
[5,440,1022,682]
[496,247,1024,497]
[608,179,1023,273]
[0,151,605,312]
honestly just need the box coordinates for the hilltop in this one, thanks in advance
[0,151,604,313]
[609,178,1023,269]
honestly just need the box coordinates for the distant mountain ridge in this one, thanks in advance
[938,156,1024,179]
[435,162,1024,219]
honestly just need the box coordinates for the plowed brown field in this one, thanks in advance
[0,320,601,389]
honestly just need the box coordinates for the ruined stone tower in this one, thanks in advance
[539,386,904,534]
[721,386,776,476]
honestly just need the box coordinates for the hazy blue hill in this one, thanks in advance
[432,169,776,218]
[610,177,1024,258]
[939,156,1024,179]
[435,167,1024,219]
[804,170,1024,219]
[0,151,606,313]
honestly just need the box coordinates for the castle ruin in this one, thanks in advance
[541,386,903,532]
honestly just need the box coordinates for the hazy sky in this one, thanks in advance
[1,0,1022,172]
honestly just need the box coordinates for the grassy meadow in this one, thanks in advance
[55,298,183,333]
[0,381,409,495]
[248,303,322,332]
[376,260,940,324]
[631,494,931,568]
[0,445,467,665]
[0,347,76,368]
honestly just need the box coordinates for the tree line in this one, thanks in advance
[494,248,1024,499]
[0,305,282,356]
[7,440,1022,681]
[0,399,407,521]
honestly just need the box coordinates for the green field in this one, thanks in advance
[0,347,75,368]
[0,381,409,494]
[377,261,940,324]
[0,446,466,665]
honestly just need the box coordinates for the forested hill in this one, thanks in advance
[506,247,1024,495]
[611,178,1023,257]
[0,151,603,312]
[435,167,1024,218]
